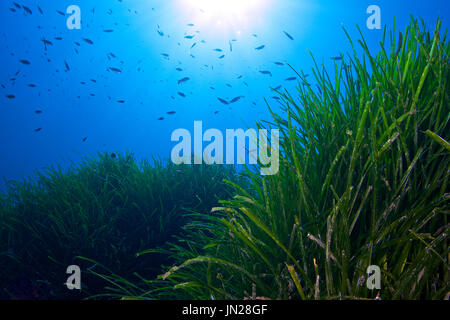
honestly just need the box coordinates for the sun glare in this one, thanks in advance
[179,0,269,36]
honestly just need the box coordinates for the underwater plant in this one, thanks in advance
[0,152,240,299]
[142,17,449,300]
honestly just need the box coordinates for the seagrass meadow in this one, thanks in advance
[0,17,449,300]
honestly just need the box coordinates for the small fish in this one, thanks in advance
[218,55,225,59]
[176,67,183,71]
[54,37,63,40]
[117,100,125,103]
[177,92,186,97]
[191,42,196,49]
[214,111,219,114]
[82,137,88,142]
[34,128,42,132]
[157,117,164,120]
[83,38,94,44]
[41,39,53,46]
[187,23,194,26]
[255,45,265,50]
[56,10,65,16]
[273,85,282,90]
[272,96,281,100]
[19,59,31,65]
[103,29,114,33]
[259,70,272,77]
[230,96,244,103]
[331,56,342,61]
[28,84,36,87]
[13,2,21,9]
[213,48,223,52]
[35,110,43,114]
[283,31,294,40]
[178,77,190,84]
[167,111,176,115]
[22,6,32,15]
[109,67,122,74]
[229,41,232,52]
[111,153,116,158]
[285,77,297,81]
[217,97,229,105]
[274,62,284,66]
[157,30,164,36]
[252,34,258,37]
[184,35,194,39]
[5,95,15,99]
[64,60,70,71]
[37,6,43,14]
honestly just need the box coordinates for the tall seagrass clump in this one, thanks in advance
[155,17,449,300]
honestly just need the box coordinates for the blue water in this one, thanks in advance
[0,0,448,190]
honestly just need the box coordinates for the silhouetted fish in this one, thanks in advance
[34,128,42,132]
[167,111,176,115]
[230,96,244,103]
[283,31,294,40]
[285,77,297,81]
[22,6,32,15]
[255,45,265,50]
[178,77,190,84]
[109,67,122,74]
[184,35,194,39]
[217,97,229,105]
[6,95,15,99]
[19,59,30,65]
[56,10,65,16]
[83,38,94,45]
[259,70,272,76]
[82,137,88,142]
[177,92,186,97]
